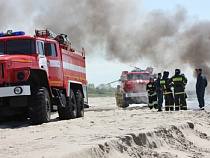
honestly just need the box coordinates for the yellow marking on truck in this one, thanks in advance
[64,74,86,81]
[49,81,63,84]
[11,59,33,63]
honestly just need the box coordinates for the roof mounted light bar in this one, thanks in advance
[0,30,25,37]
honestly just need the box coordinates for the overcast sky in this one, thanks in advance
[1,0,210,88]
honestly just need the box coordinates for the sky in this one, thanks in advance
[141,0,210,21]
[86,0,210,87]
[1,0,210,89]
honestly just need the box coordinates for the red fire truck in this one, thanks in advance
[0,29,88,124]
[120,67,154,107]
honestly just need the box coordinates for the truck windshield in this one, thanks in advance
[6,39,35,55]
[0,41,4,55]
[127,73,151,80]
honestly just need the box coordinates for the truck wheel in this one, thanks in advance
[28,87,51,125]
[122,101,129,108]
[58,89,77,120]
[122,96,129,108]
[75,90,84,117]
[84,104,89,108]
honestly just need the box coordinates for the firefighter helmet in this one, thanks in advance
[150,77,154,82]
[163,71,169,78]
[175,69,181,75]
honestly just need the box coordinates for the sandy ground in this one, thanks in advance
[0,97,210,158]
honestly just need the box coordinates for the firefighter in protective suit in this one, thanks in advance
[115,85,125,107]
[160,71,174,111]
[169,69,187,110]
[146,77,158,109]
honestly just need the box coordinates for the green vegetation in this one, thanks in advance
[87,83,116,97]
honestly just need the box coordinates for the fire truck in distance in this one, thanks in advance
[120,67,155,107]
[0,29,88,124]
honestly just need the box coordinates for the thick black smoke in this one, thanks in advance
[181,22,210,77]
[1,0,210,82]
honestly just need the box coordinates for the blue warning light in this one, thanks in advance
[0,30,25,37]
[14,31,25,36]
[0,33,4,37]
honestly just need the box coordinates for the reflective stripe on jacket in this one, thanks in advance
[160,78,172,94]
[169,74,187,93]
[146,82,156,96]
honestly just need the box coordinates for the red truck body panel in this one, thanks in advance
[0,29,87,123]
[0,30,87,96]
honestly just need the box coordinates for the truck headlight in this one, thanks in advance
[24,70,28,74]
[17,72,25,80]
[14,87,22,94]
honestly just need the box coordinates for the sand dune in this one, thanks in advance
[0,97,210,158]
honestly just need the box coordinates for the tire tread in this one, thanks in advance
[28,87,51,125]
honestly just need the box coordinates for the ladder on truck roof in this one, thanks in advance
[35,29,85,57]
[35,29,57,39]
[35,29,70,46]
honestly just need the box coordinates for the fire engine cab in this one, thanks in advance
[120,67,154,107]
[0,29,88,124]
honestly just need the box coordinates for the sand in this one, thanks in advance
[0,97,210,158]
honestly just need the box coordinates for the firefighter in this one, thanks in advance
[115,85,125,107]
[196,68,208,110]
[146,77,158,109]
[155,73,163,111]
[180,73,188,99]
[169,69,187,110]
[160,71,174,111]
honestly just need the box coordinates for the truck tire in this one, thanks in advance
[75,90,84,117]
[84,104,89,108]
[28,87,51,125]
[122,95,129,108]
[122,101,129,108]
[58,89,77,120]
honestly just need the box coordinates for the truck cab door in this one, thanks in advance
[37,40,49,74]
[45,42,63,87]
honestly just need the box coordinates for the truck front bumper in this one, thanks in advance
[125,92,147,98]
[0,85,31,97]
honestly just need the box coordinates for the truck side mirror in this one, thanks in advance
[120,76,127,82]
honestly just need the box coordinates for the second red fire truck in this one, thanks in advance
[120,67,155,107]
[0,29,88,124]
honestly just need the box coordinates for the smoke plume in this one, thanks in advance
[1,0,210,84]
[181,22,210,76]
